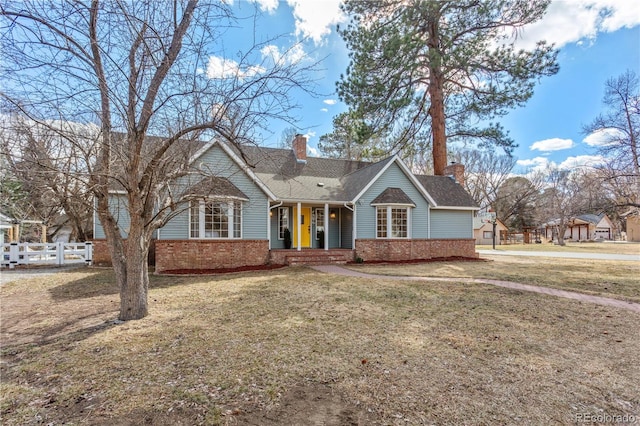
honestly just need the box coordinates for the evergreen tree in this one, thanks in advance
[337,0,559,175]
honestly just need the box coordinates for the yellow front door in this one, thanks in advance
[292,207,311,248]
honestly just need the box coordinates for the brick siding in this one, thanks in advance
[91,239,113,266]
[155,240,270,272]
[355,239,477,261]
[91,239,156,267]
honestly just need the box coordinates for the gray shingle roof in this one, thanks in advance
[216,141,477,208]
[575,213,603,224]
[185,176,249,200]
[414,175,478,208]
[232,144,382,201]
[371,187,416,206]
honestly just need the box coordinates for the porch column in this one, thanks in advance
[324,203,329,251]
[296,202,301,251]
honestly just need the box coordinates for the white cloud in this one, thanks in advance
[558,154,606,170]
[517,156,551,171]
[260,43,306,65]
[307,144,320,157]
[514,0,640,50]
[286,0,346,45]
[250,0,278,14]
[320,108,328,112]
[206,56,265,79]
[583,128,625,147]
[529,138,574,152]
[323,99,337,105]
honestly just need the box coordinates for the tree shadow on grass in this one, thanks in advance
[47,266,285,302]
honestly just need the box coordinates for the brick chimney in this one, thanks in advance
[292,134,307,163]
[443,162,465,187]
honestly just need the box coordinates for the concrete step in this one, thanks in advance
[284,254,351,266]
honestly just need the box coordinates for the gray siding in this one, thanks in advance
[355,162,430,239]
[430,210,473,239]
[160,144,269,240]
[94,195,130,239]
[328,210,340,248]
[269,206,290,249]
[340,207,353,249]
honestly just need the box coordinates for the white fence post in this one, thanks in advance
[56,242,64,266]
[9,242,19,269]
[85,242,93,265]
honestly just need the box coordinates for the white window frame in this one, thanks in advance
[278,207,289,240]
[375,205,411,239]
[189,200,242,239]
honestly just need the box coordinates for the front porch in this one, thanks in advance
[270,203,353,250]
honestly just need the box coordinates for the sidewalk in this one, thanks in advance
[476,249,640,261]
[311,264,640,314]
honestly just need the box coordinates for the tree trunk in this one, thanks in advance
[427,14,447,176]
[117,192,150,321]
[119,241,149,321]
[556,223,566,246]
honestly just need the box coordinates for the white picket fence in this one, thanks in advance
[1,242,93,269]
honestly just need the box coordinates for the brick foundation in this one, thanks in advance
[355,239,477,261]
[155,240,270,273]
[91,239,155,267]
[91,239,113,266]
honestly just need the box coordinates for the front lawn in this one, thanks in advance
[476,241,640,255]
[347,255,640,303]
[1,266,639,424]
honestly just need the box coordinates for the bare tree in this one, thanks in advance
[1,1,316,320]
[0,115,96,241]
[537,167,584,246]
[493,175,542,231]
[584,69,640,208]
[451,148,516,210]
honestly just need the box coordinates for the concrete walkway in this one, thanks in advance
[476,249,640,261]
[311,264,640,314]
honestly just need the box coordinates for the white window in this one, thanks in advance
[483,231,493,239]
[315,209,325,240]
[376,206,410,238]
[190,200,242,239]
[278,207,289,240]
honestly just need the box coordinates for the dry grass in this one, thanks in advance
[477,241,640,255]
[1,267,639,425]
[347,255,640,303]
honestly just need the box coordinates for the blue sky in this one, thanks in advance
[218,0,640,172]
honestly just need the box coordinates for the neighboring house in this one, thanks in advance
[93,135,479,272]
[473,217,508,245]
[541,213,615,242]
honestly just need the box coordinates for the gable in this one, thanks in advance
[352,156,436,206]
[355,161,431,239]
[159,143,271,240]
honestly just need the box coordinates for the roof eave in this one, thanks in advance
[431,205,480,211]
